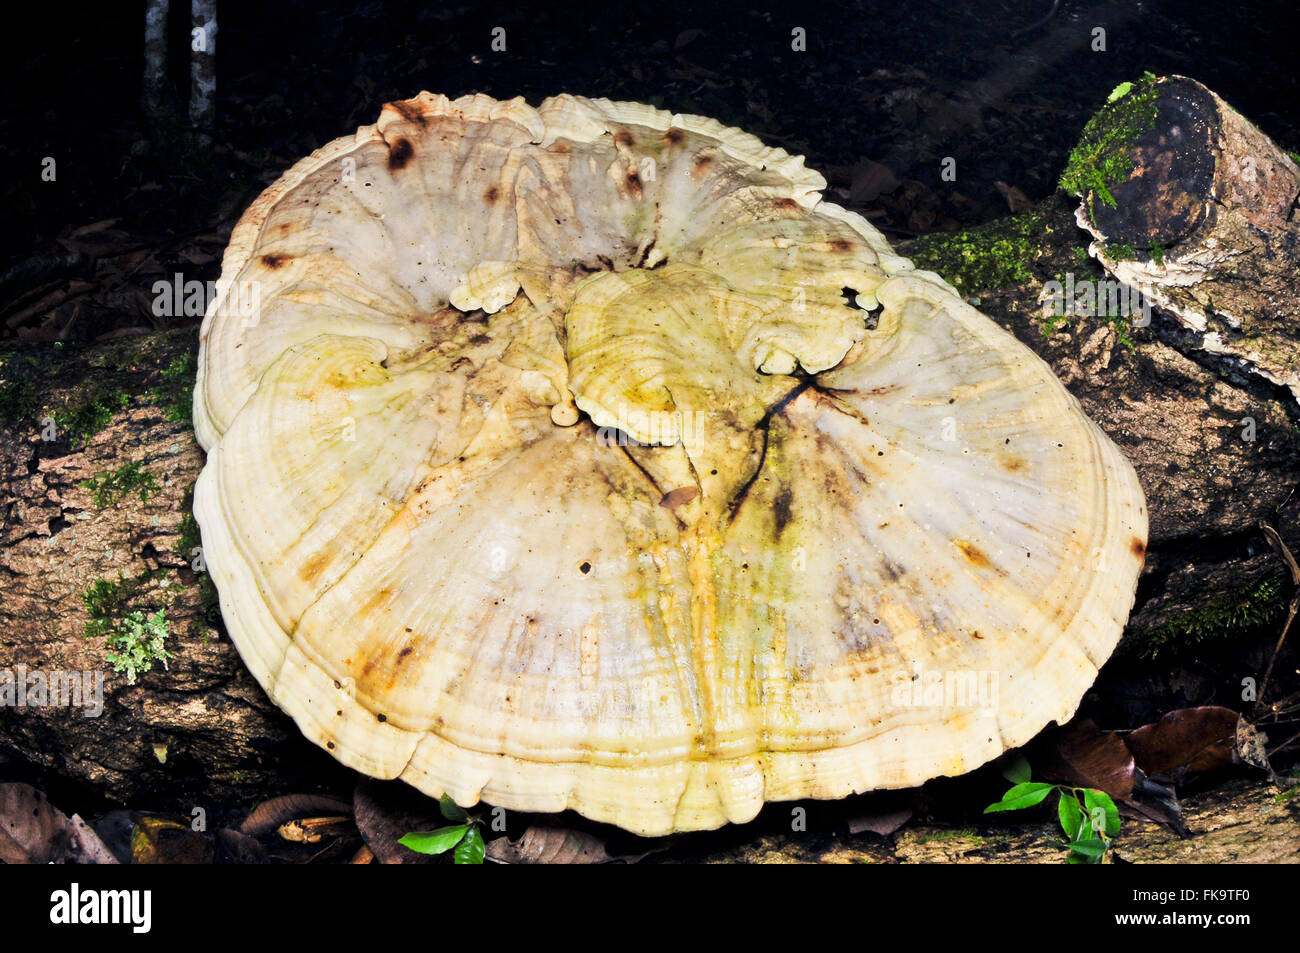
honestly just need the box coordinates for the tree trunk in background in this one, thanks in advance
[189,0,217,141]
[1,82,1297,812]
[142,0,170,134]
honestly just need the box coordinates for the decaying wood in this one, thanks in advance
[667,780,1298,864]
[1079,75,1300,403]
[1,81,1297,833]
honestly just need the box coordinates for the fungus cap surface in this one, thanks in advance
[193,92,1147,835]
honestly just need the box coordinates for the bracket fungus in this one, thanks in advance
[193,93,1147,836]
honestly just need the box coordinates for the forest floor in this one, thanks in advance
[1,0,1298,863]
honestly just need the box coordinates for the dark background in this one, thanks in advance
[1,0,1297,342]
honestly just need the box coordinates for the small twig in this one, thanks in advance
[1266,727,1300,759]
[1256,523,1299,711]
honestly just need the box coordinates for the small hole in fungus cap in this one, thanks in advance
[580,561,592,574]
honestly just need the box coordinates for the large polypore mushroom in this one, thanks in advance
[193,93,1147,836]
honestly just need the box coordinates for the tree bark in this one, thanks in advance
[189,0,217,139]
[142,0,170,132]
[2,81,1297,813]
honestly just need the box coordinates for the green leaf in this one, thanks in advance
[1057,791,1085,839]
[1107,81,1133,103]
[440,794,470,822]
[1000,753,1032,785]
[454,825,486,865]
[984,782,1055,813]
[1066,838,1107,858]
[399,825,469,855]
[1083,789,1121,838]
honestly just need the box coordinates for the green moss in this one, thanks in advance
[0,331,199,444]
[82,568,168,637]
[1105,240,1138,261]
[147,350,197,424]
[1044,246,1140,351]
[55,388,132,446]
[0,347,132,445]
[82,568,176,682]
[1273,786,1300,805]
[1141,574,1288,660]
[82,577,127,641]
[908,210,1047,294]
[104,610,173,685]
[0,353,45,430]
[177,483,202,555]
[1060,72,1161,217]
[80,461,159,507]
[176,482,220,630]
[919,828,987,846]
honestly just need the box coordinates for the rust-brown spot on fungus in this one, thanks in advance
[663,127,685,146]
[660,486,700,509]
[773,486,795,536]
[388,137,414,170]
[775,197,800,212]
[261,253,289,269]
[955,539,991,569]
[359,586,395,623]
[829,238,855,252]
[484,185,501,204]
[551,141,570,154]
[299,549,331,584]
[1131,537,1146,558]
[398,647,414,660]
[613,130,635,147]
[692,153,715,179]
[391,100,429,126]
[626,171,643,199]
[1001,455,1029,473]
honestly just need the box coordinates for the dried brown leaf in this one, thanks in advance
[485,825,616,864]
[846,806,913,836]
[1038,719,1137,799]
[485,824,665,864]
[1125,706,1241,777]
[0,783,118,864]
[352,779,441,864]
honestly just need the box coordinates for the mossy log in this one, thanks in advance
[1,83,1298,822]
